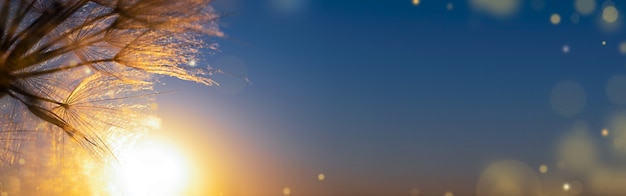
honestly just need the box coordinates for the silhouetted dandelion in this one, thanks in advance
[0,0,223,194]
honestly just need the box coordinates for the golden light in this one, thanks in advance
[283,187,292,195]
[563,182,571,191]
[539,164,548,174]
[412,0,419,6]
[144,116,163,129]
[603,6,619,23]
[550,13,561,25]
[108,137,192,196]
[318,173,325,181]
[476,160,541,196]
[602,129,609,137]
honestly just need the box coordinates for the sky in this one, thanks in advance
[154,0,626,195]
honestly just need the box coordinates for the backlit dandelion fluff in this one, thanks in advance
[0,0,223,194]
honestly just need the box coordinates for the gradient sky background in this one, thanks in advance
[153,0,626,195]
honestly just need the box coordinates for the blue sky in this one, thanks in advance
[156,0,626,195]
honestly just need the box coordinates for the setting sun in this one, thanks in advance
[108,137,192,196]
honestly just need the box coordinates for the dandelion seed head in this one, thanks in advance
[0,0,224,194]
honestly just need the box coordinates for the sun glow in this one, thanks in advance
[108,137,192,196]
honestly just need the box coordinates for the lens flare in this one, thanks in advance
[108,137,192,196]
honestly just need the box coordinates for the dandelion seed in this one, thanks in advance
[0,0,224,194]
[0,0,222,158]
